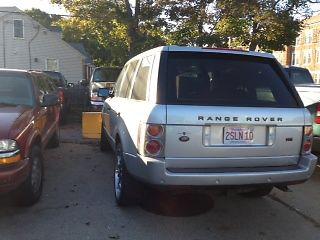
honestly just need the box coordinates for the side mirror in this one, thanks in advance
[42,94,59,107]
[80,79,89,86]
[67,83,74,88]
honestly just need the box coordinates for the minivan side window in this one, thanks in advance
[131,55,155,101]
[119,60,138,98]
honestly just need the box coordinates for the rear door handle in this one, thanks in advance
[116,112,121,117]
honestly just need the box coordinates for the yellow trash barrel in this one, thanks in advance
[82,112,102,139]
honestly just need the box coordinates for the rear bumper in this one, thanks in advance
[90,101,103,111]
[125,154,318,186]
[0,158,30,194]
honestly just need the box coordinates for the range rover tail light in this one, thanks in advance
[138,124,165,157]
[147,125,164,138]
[315,103,320,124]
[302,126,313,155]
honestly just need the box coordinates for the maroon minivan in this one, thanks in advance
[0,69,60,206]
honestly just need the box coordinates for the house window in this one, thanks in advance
[296,36,301,45]
[46,59,59,72]
[291,53,296,65]
[316,50,320,64]
[294,51,300,65]
[13,19,24,39]
[303,51,312,64]
[306,30,313,44]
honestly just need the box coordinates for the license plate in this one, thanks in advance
[224,126,254,145]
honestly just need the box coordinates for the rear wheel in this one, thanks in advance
[100,124,111,151]
[114,143,142,206]
[15,146,43,206]
[241,187,273,198]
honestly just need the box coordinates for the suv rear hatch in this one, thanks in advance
[163,51,305,170]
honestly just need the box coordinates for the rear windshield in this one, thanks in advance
[285,68,314,85]
[44,71,65,87]
[166,52,299,108]
[92,68,121,83]
[0,74,34,107]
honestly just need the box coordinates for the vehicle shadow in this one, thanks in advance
[140,188,214,217]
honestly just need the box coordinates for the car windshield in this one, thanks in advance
[92,68,121,82]
[0,74,34,107]
[285,68,314,85]
[166,52,298,108]
[44,71,65,87]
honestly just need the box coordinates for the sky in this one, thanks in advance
[0,0,320,16]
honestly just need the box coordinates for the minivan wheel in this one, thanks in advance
[15,146,44,206]
[48,128,60,148]
[114,143,141,206]
[100,124,111,151]
[240,187,273,198]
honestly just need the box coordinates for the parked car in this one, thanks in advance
[100,46,317,206]
[284,66,320,148]
[88,67,121,111]
[44,71,71,123]
[0,69,60,206]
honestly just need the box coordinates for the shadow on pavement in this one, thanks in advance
[140,189,214,217]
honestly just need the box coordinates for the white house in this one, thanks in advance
[0,7,92,83]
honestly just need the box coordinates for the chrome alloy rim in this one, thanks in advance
[31,156,42,193]
[114,149,123,199]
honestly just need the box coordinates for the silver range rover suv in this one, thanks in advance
[100,46,318,206]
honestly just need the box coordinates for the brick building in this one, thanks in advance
[273,14,320,83]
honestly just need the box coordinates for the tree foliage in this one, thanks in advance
[157,0,225,47]
[51,0,166,66]
[48,0,319,65]
[25,8,61,29]
[215,0,313,51]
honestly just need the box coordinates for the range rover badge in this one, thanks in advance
[179,136,190,142]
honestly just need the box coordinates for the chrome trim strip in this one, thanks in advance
[0,150,20,158]
[124,152,137,158]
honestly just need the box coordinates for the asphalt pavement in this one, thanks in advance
[0,124,319,240]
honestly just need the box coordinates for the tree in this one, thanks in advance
[215,0,315,51]
[25,8,61,29]
[158,0,225,47]
[51,0,166,58]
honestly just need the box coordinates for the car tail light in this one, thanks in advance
[302,126,313,155]
[315,103,320,124]
[58,89,65,103]
[91,92,103,101]
[147,125,164,138]
[137,124,165,157]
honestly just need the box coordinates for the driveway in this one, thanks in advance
[0,124,319,240]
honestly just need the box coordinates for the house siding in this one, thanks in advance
[0,9,86,83]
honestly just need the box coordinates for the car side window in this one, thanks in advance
[44,75,58,93]
[131,55,155,101]
[114,65,128,97]
[119,60,138,98]
[33,75,46,104]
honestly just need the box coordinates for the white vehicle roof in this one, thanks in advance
[130,45,275,62]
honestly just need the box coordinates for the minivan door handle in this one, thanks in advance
[116,112,121,117]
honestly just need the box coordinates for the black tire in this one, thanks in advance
[100,124,111,151]
[15,146,44,206]
[48,128,60,148]
[241,187,273,198]
[114,143,142,206]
